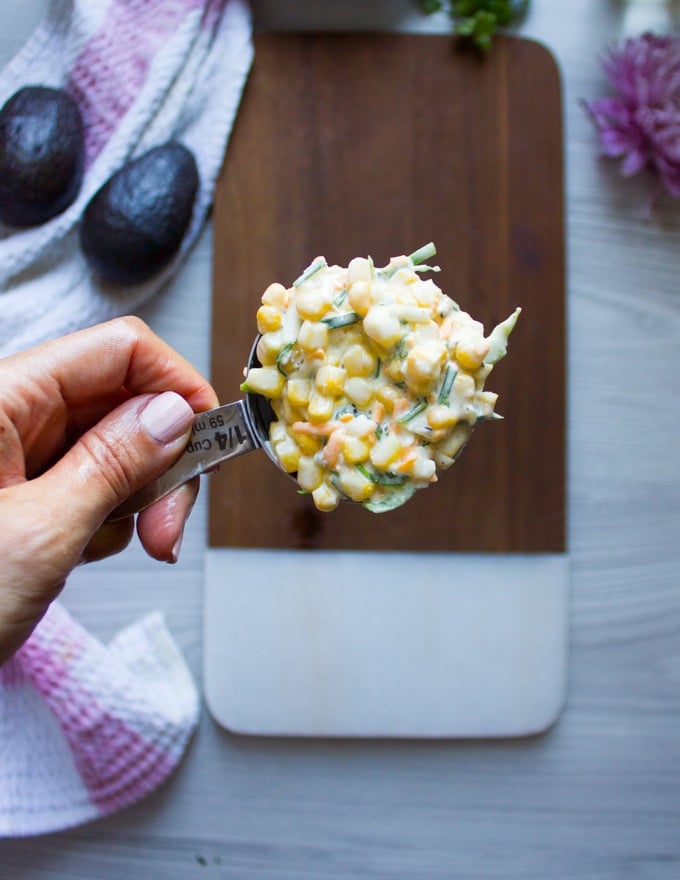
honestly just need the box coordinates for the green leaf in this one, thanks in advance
[363,484,417,514]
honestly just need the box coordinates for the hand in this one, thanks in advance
[0,317,219,664]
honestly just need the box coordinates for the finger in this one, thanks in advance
[37,391,196,550]
[3,316,218,445]
[80,518,135,564]
[136,479,199,563]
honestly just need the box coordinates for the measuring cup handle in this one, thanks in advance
[108,400,259,521]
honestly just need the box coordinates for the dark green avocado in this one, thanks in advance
[0,85,85,227]
[80,142,199,286]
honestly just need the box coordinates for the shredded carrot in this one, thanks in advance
[339,412,354,423]
[372,401,386,424]
[321,429,345,468]
[394,452,418,474]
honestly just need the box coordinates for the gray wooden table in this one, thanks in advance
[2,1,680,877]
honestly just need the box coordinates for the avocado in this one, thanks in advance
[80,142,199,285]
[0,86,85,228]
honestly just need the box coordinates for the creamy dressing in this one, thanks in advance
[242,245,520,512]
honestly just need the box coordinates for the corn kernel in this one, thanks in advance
[348,281,372,316]
[295,289,330,321]
[403,340,446,391]
[455,336,491,371]
[273,437,300,472]
[296,320,327,352]
[244,366,284,399]
[345,377,374,407]
[315,365,346,397]
[261,282,288,308]
[347,256,373,285]
[256,305,282,334]
[410,454,436,481]
[312,482,341,512]
[376,385,401,411]
[342,435,370,464]
[363,306,403,349]
[344,344,376,377]
[427,404,458,430]
[292,430,323,456]
[337,468,374,502]
[256,332,283,366]
[370,435,402,469]
[286,378,312,407]
[307,391,334,422]
[452,372,475,400]
[413,279,438,308]
[344,414,376,438]
[270,422,292,446]
[297,454,324,491]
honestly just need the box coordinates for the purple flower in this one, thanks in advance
[585,32,680,198]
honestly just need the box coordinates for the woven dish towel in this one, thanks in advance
[0,0,253,358]
[0,604,199,836]
[0,0,253,835]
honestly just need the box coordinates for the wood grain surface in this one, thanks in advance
[4,2,680,877]
[210,33,565,552]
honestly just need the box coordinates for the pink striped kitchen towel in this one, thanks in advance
[0,0,253,835]
[0,0,253,358]
[0,603,199,836]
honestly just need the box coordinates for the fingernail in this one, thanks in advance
[140,392,194,445]
[169,529,184,564]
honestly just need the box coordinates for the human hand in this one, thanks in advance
[0,317,219,664]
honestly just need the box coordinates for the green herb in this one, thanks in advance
[418,0,529,53]
[322,311,360,329]
[293,256,326,286]
[358,463,408,487]
[437,364,457,404]
[409,242,437,265]
[334,288,348,307]
[398,398,428,424]
[276,342,295,376]
[392,338,408,360]
[239,381,250,393]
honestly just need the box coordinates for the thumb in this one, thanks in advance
[41,391,195,538]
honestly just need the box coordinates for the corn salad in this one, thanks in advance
[242,244,520,513]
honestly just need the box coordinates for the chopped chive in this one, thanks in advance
[374,471,407,487]
[356,464,373,481]
[276,342,295,376]
[398,398,427,424]
[374,357,382,379]
[393,339,408,359]
[437,365,457,404]
[409,242,437,265]
[322,311,360,329]
[356,463,407,487]
[293,257,326,287]
[334,289,348,307]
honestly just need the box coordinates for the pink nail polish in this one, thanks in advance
[141,392,193,444]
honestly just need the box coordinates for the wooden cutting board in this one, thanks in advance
[210,32,565,554]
